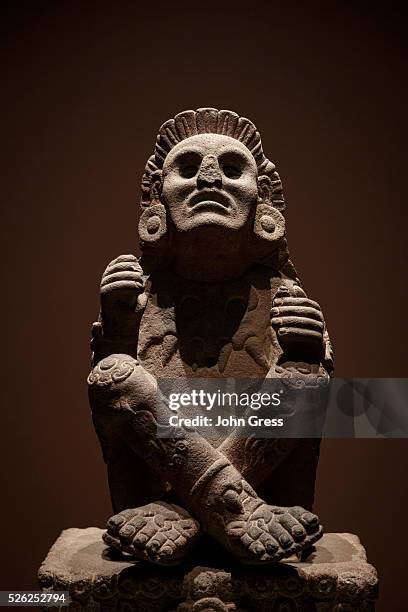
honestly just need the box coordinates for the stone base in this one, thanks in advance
[38,528,378,611]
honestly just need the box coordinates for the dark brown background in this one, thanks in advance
[1,1,407,609]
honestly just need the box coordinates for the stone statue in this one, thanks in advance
[87,108,334,568]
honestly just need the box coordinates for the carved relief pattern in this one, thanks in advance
[39,561,378,611]
[87,356,137,387]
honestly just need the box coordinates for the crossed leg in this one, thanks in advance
[89,354,322,565]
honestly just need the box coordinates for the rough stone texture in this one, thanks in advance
[85,109,337,567]
[38,528,378,611]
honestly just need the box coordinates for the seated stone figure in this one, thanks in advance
[88,108,334,567]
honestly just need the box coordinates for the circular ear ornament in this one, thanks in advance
[253,203,285,242]
[138,203,167,244]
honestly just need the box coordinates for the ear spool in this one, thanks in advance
[253,203,285,242]
[138,203,167,244]
[138,170,169,245]
[251,201,287,271]
[251,174,288,270]
[253,173,286,243]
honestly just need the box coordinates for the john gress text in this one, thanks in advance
[168,414,284,428]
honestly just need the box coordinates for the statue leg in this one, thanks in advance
[93,405,169,512]
[91,361,201,566]
[88,354,323,565]
[218,434,321,511]
[218,436,300,495]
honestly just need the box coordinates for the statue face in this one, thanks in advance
[161,134,258,233]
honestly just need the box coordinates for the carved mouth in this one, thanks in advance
[188,191,231,213]
[191,201,230,214]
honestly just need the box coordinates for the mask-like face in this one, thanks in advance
[161,133,258,233]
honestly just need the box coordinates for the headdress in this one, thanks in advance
[140,108,285,213]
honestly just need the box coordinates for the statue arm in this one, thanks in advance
[269,277,334,376]
[90,254,148,365]
[91,320,141,365]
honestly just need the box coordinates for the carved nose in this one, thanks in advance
[197,155,222,189]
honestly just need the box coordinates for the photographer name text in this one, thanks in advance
[168,414,284,428]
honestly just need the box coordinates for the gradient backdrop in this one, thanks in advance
[1,1,407,609]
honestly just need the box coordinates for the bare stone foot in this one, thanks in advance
[103,502,200,566]
[207,480,322,564]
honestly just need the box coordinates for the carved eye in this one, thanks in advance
[222,164,242,179]
[219,151,246,179]
[179,165,198,178]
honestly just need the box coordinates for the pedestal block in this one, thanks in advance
[39,528,378,611]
